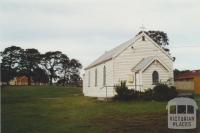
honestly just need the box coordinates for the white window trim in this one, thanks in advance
[103,66,106,86]
[95,68,97,86]
[88,71,90,87]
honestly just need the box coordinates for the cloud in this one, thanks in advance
[171,46,200,70]
[0,0,200,70]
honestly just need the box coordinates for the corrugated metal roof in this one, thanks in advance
[132,56,154,71]
[175,70,200,80]
[84,35,137,69]
[84,32,173,70]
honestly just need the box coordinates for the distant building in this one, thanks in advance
[9,76,29,85]
[175,70,200,94]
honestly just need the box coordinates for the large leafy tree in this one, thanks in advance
[0,46,22,84]
[32,68,49,84]
[41,51,63,85]
[1,46,83,86]
[60,58,82,86]
[138,30,169,51]
[69,59,82,77]
[69,73,82,86]
[18,48,41,85]
[0,63,15,84]
[59,54,70,85]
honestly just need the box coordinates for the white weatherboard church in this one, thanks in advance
[83,31,174,98]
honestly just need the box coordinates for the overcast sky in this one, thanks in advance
[1,0,200,71]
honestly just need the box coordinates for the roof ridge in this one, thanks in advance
[84,35,137,70]
[84,31,173,70]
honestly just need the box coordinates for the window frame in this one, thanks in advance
[88,71,90,87]
[95,68,98,86]
[103,66,106,86]
[152,71,159,85]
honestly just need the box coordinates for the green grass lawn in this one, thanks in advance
[1,86,200,133]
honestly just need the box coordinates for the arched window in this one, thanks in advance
[103,66,106,86]
[95,68,97,86]
[88,71,90,87]
[152,71,159,85]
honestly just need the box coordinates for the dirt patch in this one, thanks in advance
[90,112,199,133]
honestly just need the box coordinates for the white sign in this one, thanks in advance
[166,97,198,129]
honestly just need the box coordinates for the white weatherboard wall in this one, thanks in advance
[83,60,114,97]
[113,35,173,88]
[83,32,174,98]
[142,61,170,89]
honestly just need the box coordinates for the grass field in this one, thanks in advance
[1,86,200,133]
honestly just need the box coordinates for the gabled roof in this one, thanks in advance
[132,56,170,72]
[84,34,141,70]
[132,56,154,72]
[85,32,173,70]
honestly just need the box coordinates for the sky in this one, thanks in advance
[0,0,200,71]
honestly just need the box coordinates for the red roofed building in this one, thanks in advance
[175,70,200,94]
[175,70,200,80]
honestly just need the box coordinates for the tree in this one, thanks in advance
[137,30,169,51]
[32,68,49,84]
[0,46,22,84]
[174,69,180,77]
[60,58,82,86]
[1,46,83,86]
[41,51,63,85]
[59,54,70,85]
[18,48,41,85]
[69,59,82,83]
[0,63,14,84]
[69,73,82,86]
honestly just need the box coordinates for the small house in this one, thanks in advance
[175,70,200,94]
[9,76,29,85]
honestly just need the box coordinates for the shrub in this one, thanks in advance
[114,81,140,101]
[153,83,177,101]
[141,88,153,100]
[114,82,177,101]
[167,86,178,99]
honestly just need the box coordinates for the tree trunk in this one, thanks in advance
[8,67,11,85]
[49,76,53,85]
[28,70,32,86]
[28,76,31,86]
[63,76,66,86]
